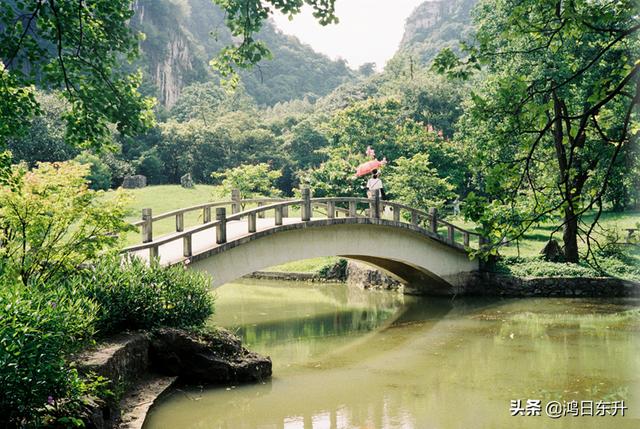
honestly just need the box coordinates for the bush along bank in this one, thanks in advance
[0,161,270,428]
[466,252,640,297]
[0,255,266,428]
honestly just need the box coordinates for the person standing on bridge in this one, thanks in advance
[366,169,385,199]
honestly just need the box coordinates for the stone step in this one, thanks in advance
[117,373,177,429]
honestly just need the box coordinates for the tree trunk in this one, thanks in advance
[552,91,579,263]
[563,205,579,263]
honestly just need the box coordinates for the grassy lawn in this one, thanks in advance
[268,257,339,273]
[113,184,224,244]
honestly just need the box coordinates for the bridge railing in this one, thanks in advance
[123,189,485,261]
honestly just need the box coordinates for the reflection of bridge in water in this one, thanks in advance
[123,189,487,295]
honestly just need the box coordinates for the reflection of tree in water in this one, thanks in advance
[234,306,399,347]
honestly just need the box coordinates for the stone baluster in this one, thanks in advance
[142,208,153,243]
[248,212,257,233]
[183,234,192,257]
[370,189,381,219]
[176,212,184,232]
[327,200,335,219]
[216,208,226,244]
[231,189,241,214]
[429,208,438,233]
[301,188,311,221]
[149,244,159,260]
[349,201,357,217]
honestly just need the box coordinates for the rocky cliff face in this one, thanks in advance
[129,0,353,108]
[153,36,193,107]
[130,0,218,108]
[401,1,457,47]
[398,0,477,64]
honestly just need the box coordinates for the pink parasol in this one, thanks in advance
[356,159,386,177]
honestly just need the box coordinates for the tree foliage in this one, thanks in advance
[211,162,282,199]
[436,0,639,262]
[386,153,455,210]
[6,91,79,166]
[0,0,154,151]
[0,161,133,285]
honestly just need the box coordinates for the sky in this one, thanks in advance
[272,0,428,71]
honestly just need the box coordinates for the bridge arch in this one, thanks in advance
[187,219,479,295]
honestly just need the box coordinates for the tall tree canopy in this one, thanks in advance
[0,0,154,160]
[435,0,639,262]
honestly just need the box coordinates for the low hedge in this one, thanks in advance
[0,255,215,426]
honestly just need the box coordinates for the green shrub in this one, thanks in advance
[496,254,640,281]
[318,258,348,280]
[74,152,112,191]
[0,280,97,426]
[81,256,215,336]
[0,161,133,286]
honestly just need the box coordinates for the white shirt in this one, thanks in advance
[367,178,383,191]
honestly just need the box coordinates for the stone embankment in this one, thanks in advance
[465,273,639,297]
[75,328,271,429]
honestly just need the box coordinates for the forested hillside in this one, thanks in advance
[130,0,354,107]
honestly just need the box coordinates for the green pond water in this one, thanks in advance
[144,280,640,429]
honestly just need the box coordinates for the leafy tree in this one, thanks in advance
[137,149,164,185]
[7,91,78,166]
[74,152,112,191]
[100,150,135,188]
[169,81,255,123]
[0,162,133,285]
[392,71,469,138]
[386,153,455,210]
[283,120,329,169]
[436,0,639,262]
[300,147,366,198]
[211,163,282,199]
[321,98,468,194]
[324,98,409,161]
[0,0,154,152]
[156,120,202,182]
[358,63,377,77]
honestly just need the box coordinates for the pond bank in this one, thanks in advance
[246,260,403,291]
[465,272,640,297]
[248,262,640,297]
[75,329,271,429]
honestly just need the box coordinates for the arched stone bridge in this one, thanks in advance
[123,190,487,295]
